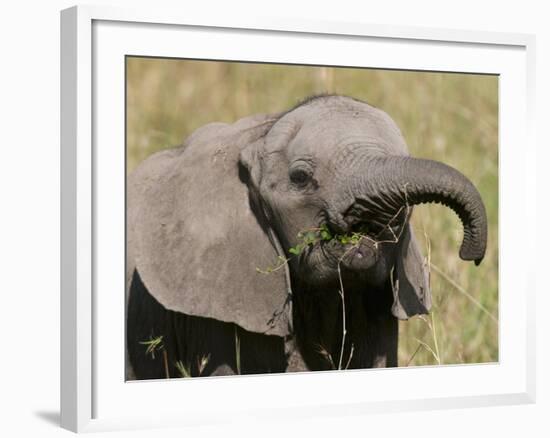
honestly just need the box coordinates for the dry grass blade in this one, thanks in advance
[174,360,192,378]
[234,327,242,375]
[197,354,211,376]
[163,350,170,378]
[415,314,441,365]
[414,338,440,364]
[430,262,498,325]
[316,344,336,370]
[139,335,164,360]
[430,312,441,365]
[406,343,423,366]
[336,260,347,370]
[255,255,290,274]
[344,344,355,370]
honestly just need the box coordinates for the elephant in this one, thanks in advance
[126,94,487,379]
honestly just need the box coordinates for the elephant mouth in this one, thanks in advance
[317,215,404,271]
[291,214,404,286]
[291,204,409,285]
[311,201,411,273]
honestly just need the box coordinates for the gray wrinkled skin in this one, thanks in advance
[127,95,487,379]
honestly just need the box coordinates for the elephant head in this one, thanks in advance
[127,95,487,345]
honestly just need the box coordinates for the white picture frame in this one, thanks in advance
[60,4,536,433]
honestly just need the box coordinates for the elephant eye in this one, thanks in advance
[289,164,313,187]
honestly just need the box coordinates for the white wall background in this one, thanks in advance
[0,0,547,436]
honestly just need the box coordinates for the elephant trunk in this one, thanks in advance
[331,156,488,265]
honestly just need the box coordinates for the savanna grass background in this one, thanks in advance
[126,57,498,367]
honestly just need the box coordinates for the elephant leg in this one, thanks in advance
[284,336,309,373]
[127,269,287,379]
[358,282,398,368]
[127,270,176,379]
[127,270,237,379]
[234,326,287,375]
[125,348,137,380]
[338,283,397,370]
[290,283,398,371]
[170,308,287,376]
[210,364,236,376]
[364,311,398,368]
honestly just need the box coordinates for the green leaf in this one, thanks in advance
[350,233,361,245]
[303,231,317,245]
[337,234,350,244]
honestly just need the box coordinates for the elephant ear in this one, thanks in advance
[391,223,432,320]
[127,114,292,337]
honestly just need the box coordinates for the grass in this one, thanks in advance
[127,57,498,367]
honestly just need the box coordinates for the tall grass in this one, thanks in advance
[126,57,498,367]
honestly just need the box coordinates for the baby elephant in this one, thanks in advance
[126,94,487,379]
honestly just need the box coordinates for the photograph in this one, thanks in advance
[125,57,498,380]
